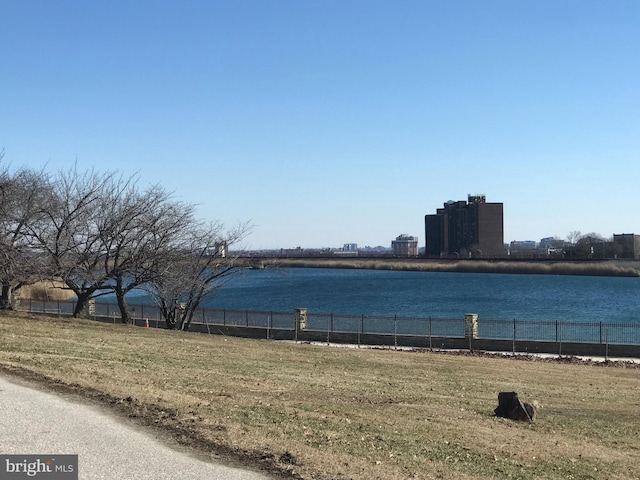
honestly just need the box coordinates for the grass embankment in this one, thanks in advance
[1,312,639,479]
[267,258,640,277]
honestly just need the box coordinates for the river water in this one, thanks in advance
[160,267,640,324]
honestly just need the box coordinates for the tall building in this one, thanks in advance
[425,194,504,258]
[392,234,418,257]
[613,234,640,259]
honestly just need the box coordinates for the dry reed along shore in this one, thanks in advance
[260,257,640,277]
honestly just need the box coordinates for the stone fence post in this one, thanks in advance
[294,308,307,342]
[464,313,478,340]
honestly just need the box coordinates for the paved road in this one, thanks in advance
[0,375,272,479]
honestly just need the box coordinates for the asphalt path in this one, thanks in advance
[0,375,272,479]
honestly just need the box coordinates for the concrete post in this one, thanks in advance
[295,308,307,331]
[464,313,478,339]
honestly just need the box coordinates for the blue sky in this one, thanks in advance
[1,1,638,250]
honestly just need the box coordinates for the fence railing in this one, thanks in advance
[16,298,640,348]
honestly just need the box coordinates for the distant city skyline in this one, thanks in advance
[243,229,622,253]
[1,2,638,250]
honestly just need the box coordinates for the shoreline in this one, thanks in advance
[246,257,640,277]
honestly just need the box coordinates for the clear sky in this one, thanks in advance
[1,1,638,250]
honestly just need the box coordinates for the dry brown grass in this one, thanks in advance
[17,280,75,301]
[0,312,639,479]
[272,258,640,277]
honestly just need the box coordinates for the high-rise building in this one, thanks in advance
[425,194,504,257]
[391,234,418,257]
[613,234,640,259]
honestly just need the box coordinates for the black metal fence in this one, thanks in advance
[16,297,640,348]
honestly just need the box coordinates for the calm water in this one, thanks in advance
[145,267,640,324]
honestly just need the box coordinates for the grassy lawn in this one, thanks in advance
[1,312,639,479]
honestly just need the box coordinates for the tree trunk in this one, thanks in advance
[0,284,14,310]
[73,291,93,318]
[179,314,189,331]
[178,301,194,331]
[180,301,201,331]
[160,301,177,329]
[114,282,130,324]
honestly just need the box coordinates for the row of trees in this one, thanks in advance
[0,154,249,330]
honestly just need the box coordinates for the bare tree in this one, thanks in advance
[576,232,609,259]
[0,163,51,309]
[96,178,195,323]
[145,221,251,330]
[28,166,116,317]
[566,230,582,245]
[2,158,251,322]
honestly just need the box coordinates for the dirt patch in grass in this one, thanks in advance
[1,312,639,479]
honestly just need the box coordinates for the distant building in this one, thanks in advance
[425,194,504,258]
[511,240,537,250]
[334,243,359,257]
[359,245,391,254]
[509,240,537,257]
[539,237,565,249]
[539,237,566,256]
[280,246,305,257]
[392,234,418,257]
[613,234,640,259]
[207,241,227,257]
